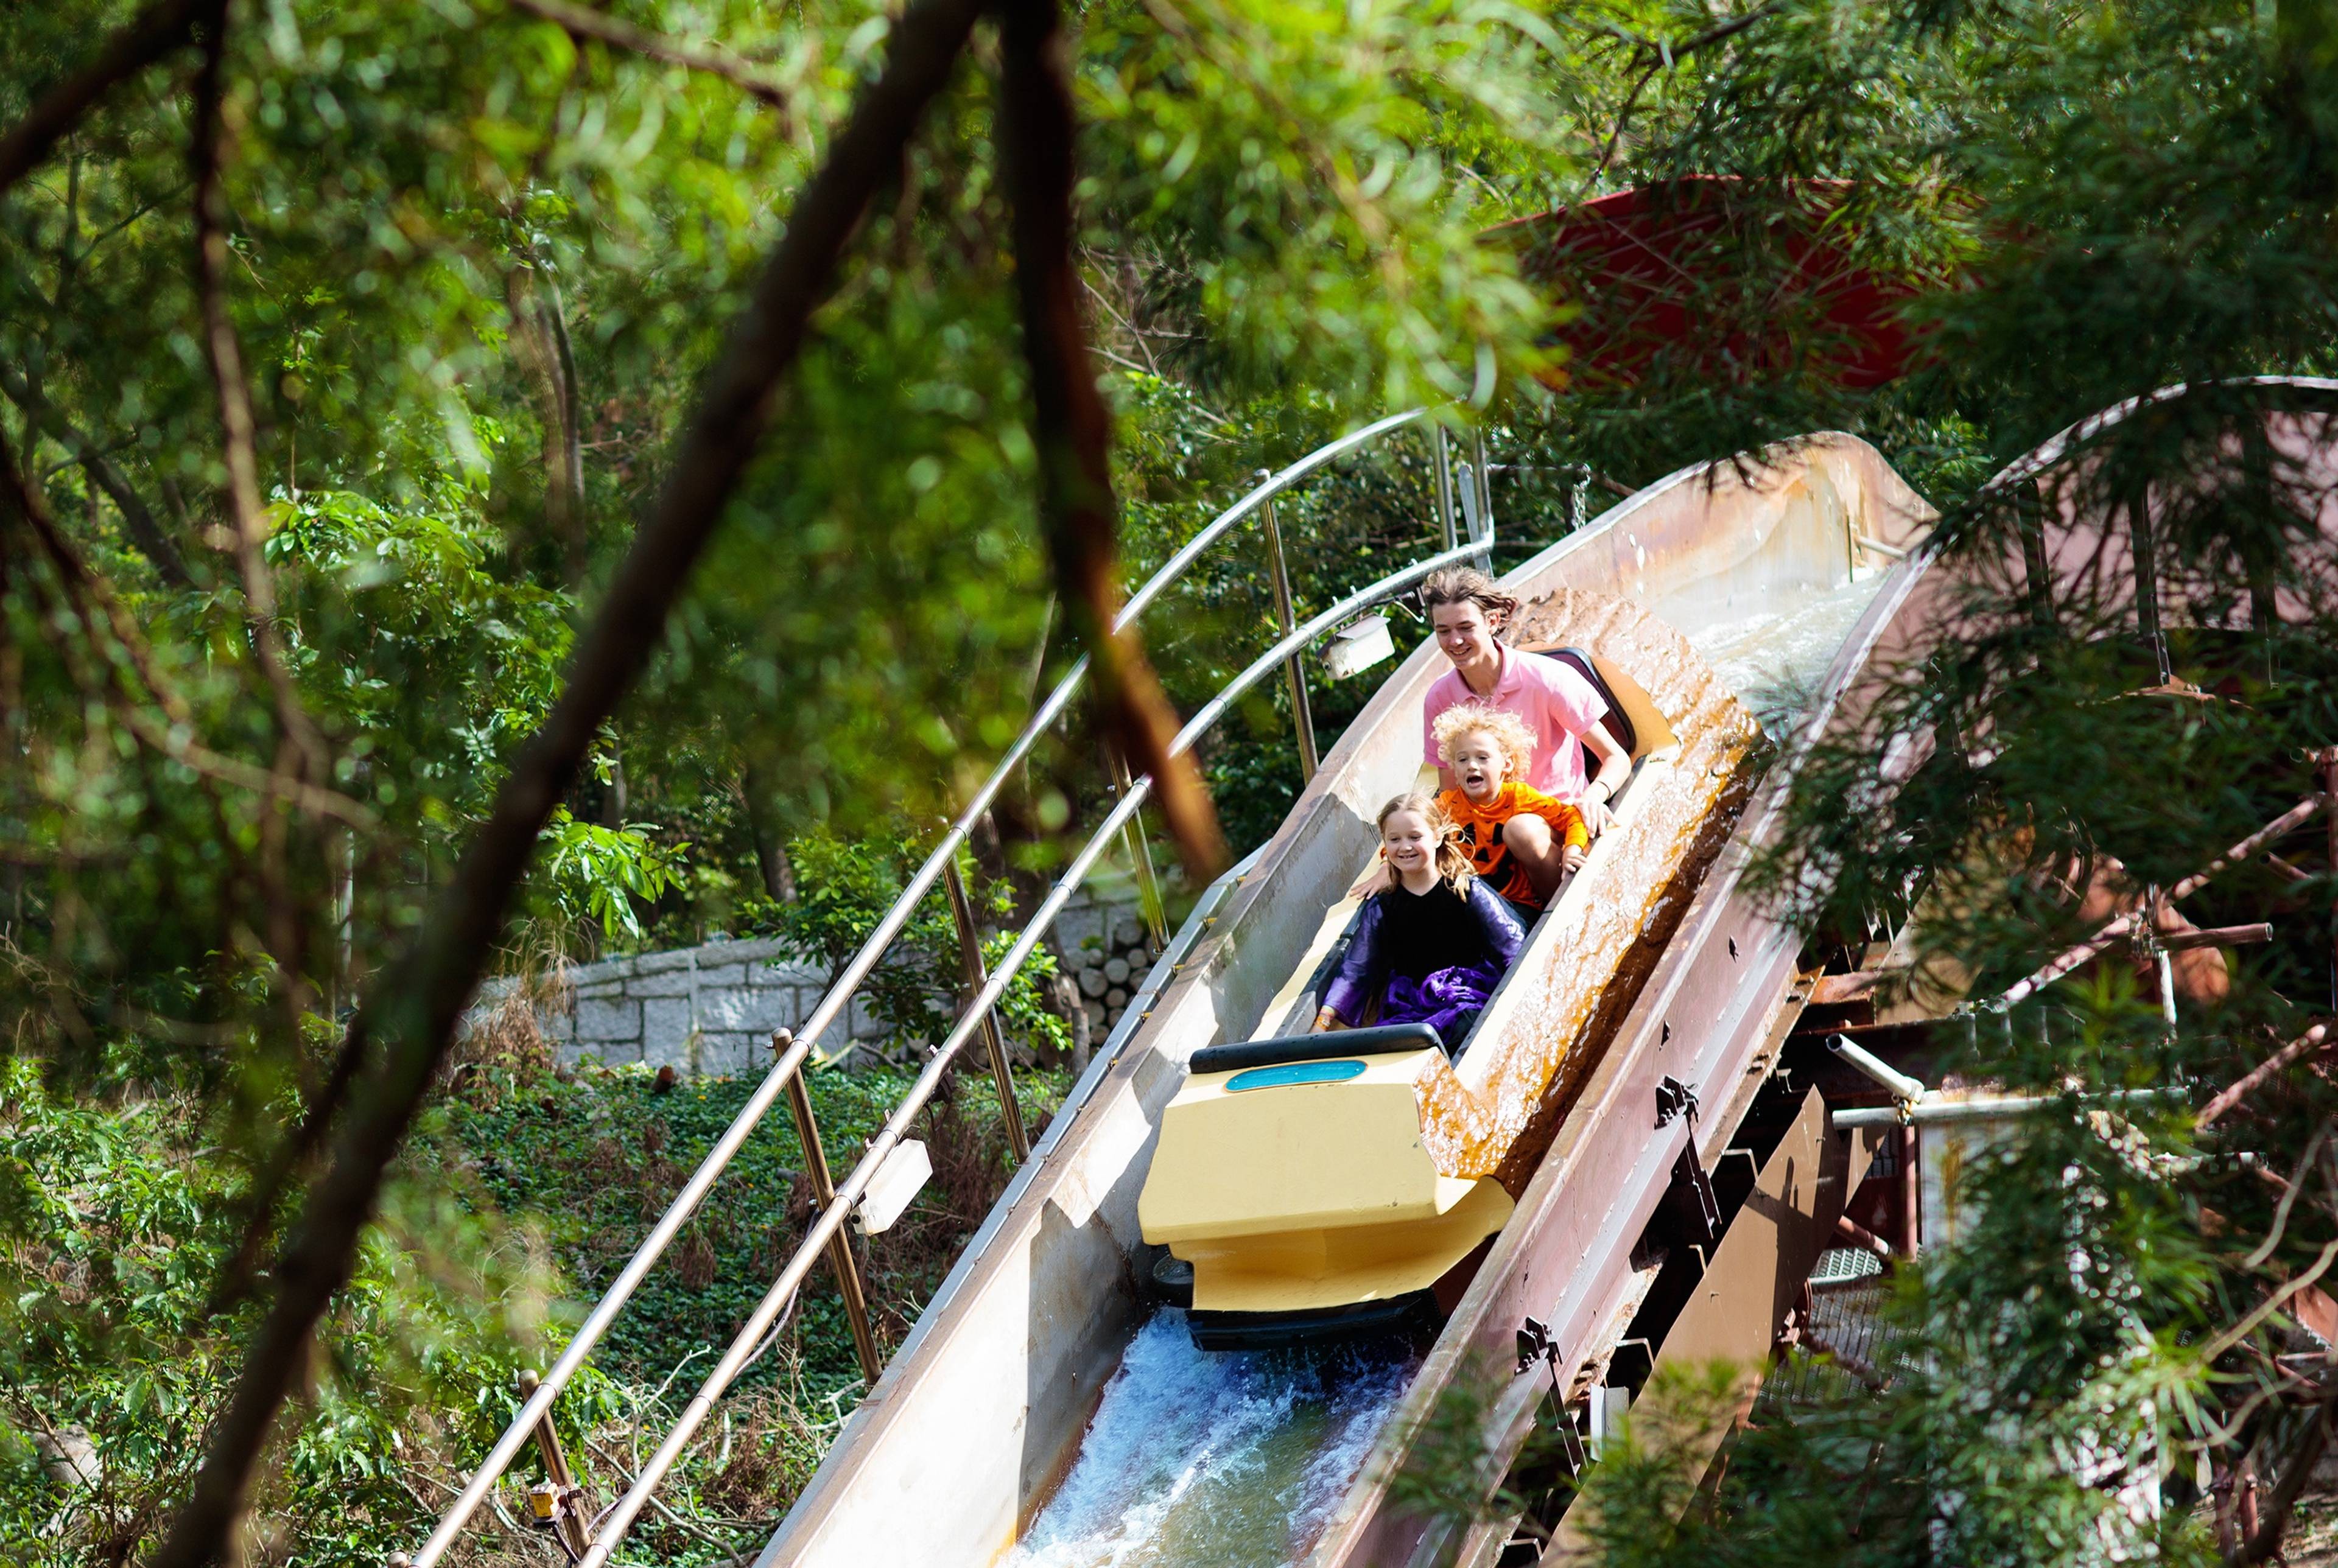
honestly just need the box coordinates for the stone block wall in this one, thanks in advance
[490,889,1153,1076]
[527,936,877,1076]
[1051,897,1160,1039]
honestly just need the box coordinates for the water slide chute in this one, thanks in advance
[753,432,1934,1568]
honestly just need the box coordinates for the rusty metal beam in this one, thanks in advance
[1545,1089,1838,1559]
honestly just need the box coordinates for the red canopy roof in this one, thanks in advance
[1495,177,1918,391]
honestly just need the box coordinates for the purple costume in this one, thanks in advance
[1322,877,1528,1053]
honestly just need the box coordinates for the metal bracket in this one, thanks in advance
[1665,1144,1721,1248]
[1516,1314,1555,1374]
[1655,1074,1699,1129]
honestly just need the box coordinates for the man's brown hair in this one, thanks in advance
[1419,567,1520,637]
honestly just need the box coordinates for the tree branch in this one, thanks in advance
[0,427,375,830]
[189,3,329,786]
[1589,2,1781,183]
[505,0,791,111]
[994,0,1224,878]
[2198,1023,2334,1130]
[2236,1391,2338,1564]
[0,362,194,587]
[0,0,212,200]
[144,0,985,1558]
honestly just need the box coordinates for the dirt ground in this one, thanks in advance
[2273,1482,2338,1565]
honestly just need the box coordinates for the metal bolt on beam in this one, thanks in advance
[776,1031,883,1385]
[943,856,1029,1161]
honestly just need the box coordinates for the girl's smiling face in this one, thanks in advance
[1380,809,1434,875]
[1447,729,1509,802]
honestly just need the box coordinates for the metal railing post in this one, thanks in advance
[1433,424,1458,552]
[1257,477,1319,782]
[516,1369,594,1561]
[1470,428,1495,567]
[943,857,1030,1161]
[775,1031,883,1385]
[1108,749,1170,951]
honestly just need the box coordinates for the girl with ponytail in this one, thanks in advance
[1311,793,1528,1054]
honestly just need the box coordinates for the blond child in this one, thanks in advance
[1431,702,1588,912]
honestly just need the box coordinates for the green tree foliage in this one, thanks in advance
[1543,0,2338,1561]
[0,0,1597,1556]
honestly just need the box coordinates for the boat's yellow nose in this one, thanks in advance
[1139,1033,1513,1317]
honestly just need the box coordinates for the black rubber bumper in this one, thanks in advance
[1185,1290,1443,1353]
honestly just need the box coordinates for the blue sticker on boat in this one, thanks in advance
[1224,1060,1367,1092]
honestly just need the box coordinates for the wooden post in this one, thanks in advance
[776,1032,883,1385]
[1895,1124,1919,1258]
[516,1368,594,1560]
[942,857,1030,1160]
[2017,481,2054,629]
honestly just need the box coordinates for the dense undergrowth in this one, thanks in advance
[2,1020,1066,1568]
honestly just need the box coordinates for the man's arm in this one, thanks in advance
[1579,725,1631,835]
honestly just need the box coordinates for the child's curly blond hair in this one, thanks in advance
[1432,702,1536,782]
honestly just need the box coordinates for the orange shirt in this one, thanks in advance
[1438,782,1588,907]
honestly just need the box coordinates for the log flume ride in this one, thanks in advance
[405,377,2338,1568]
[757,432,1936,1568]
[410,415,1953,1568]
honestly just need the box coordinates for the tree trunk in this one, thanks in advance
[742,762,798,903]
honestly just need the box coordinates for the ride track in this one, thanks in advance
[407,380,2338,1568]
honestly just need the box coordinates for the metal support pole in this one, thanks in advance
[1432,424,1458,553]
[516,1369,594,1561]
[943,857,1030,1161]
[2017,482,2054,629]
[2325,747,2338,1012]
[776,1032,882,1385]
[1470,428,1495,567]
[1108,749,1170,952]
[1257,482,1319,783]
[2128,488,2172,686]
[1895,1124,1919,1258]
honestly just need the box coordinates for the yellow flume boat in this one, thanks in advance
[1139,595,1759,1348]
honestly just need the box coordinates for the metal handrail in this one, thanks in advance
[570,535,1490,1568]
[407,407,1458,1565]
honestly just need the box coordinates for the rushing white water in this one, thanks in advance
[1683,564,1892,731]
[1000,1312,1417,1568]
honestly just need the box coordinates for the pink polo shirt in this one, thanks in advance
[1423,646,1609,800]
